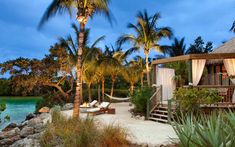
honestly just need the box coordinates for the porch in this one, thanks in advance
[148,53,235,123]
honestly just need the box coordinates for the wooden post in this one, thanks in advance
[167,99,172,124]
[188,60,192,86]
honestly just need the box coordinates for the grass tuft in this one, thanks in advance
[40,110,130,147]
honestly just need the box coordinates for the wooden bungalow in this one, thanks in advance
[148,38,235,123]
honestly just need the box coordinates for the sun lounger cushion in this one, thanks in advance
[90,100,98,107]
[86,108,100,112]
[98,102,110,108]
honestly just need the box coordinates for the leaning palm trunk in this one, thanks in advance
[73,23,85,118]
[145,52,150,86]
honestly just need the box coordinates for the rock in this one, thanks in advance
[39,113,52,125]
[136,115,141,119]
[27,117,43,128]
[21,120,29,127]
[34,123,44,133]
[2,123,18,132]
[50,105,61,114]
[20,126,34,137]
[140,116,145,120]
[62,103,74,110]
[10,138,40,147]
[27,132,43,140]
[38,107,50,113]
[0,135,20,146]
[0,127,20,139]
[25,113,36,120]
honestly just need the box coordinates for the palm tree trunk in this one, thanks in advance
[73,22,85,118]
[141,72,144,87]
[98,82,101,103]
[145,52,150,86]
[80,70,83,103]
[110,76,116,96]
[88,82,91,103]
[102,77,105,102]
[130,82,134,95]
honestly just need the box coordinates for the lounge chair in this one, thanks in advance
[86,102,113,115]
[80,100,98,113]
[80,100,98,108]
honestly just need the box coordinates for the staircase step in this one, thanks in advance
[149,117,168,123]
[153,110,168,114]
[150,113,168,118]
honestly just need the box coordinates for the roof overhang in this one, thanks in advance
[152,53,235,65]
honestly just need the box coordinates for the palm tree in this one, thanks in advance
[230,21,235,33]
[164,37,186,57]
[105,46,123,96]
[117,10,173,86]
[82,60,98,102]
[129,56,146,87]
[122,63,142,95]
[56,23,105,117]
[40,0,112,118]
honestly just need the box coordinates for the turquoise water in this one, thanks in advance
[0,97,42,130]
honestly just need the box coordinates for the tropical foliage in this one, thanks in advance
[186,36,213,54]
[0,103,10,124]
[173,111,235,147]
[40,0,113,118]
[230,20,235,33]
[174,88,223,115]
[132,87,153,115]
[117,10,173,86]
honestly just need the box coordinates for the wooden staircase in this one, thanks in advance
[149,104,175,123]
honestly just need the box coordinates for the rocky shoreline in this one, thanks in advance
[0,112,52,147]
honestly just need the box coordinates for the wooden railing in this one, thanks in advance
[146,85,162,119]
[193,85,235,103]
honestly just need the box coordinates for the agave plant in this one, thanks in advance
[173,112,235,147]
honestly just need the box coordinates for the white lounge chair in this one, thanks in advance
[86,102,112,115]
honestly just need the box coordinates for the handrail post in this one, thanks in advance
[146,96,150,120]
[160,85,163,104]
[167,99,172,124]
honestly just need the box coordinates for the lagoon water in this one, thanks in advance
[0,97,41,130]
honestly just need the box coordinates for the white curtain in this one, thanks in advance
[223,59,235,102]
[192,59,206,86]
[156,67,176,101]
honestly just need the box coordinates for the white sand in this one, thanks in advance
[61,102,177,146]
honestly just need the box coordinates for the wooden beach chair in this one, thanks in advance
[86,102,114,115]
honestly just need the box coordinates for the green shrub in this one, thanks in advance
[174,88,223,115]
[0,103,10,124]
[173,111,235,147]
[40,110,130,147]
[132,87,153,115]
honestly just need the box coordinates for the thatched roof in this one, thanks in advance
[207,37,235,64]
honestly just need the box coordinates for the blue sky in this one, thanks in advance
[0,0,234,64]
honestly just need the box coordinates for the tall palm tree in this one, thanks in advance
[117,10,173,86]
[40,0,112,118]
[165,37,186,57]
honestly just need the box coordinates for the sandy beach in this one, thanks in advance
[61,102,177,146]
